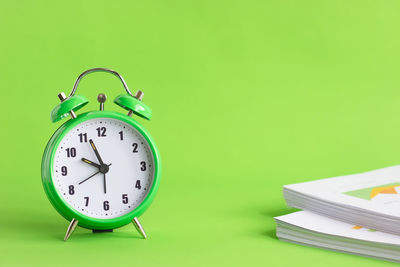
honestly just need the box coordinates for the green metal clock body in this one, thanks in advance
[41,110,161,230]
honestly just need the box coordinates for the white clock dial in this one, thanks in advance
[52,118,155,219]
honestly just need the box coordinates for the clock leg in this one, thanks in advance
[132,217,147,239]
[64,218,79,241]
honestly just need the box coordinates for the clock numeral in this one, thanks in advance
[96,127,106,137]
[78,133,88,143]
[119,131,123,140]
[66,147,76,158]
[84,197,89,206]
[68,185,75,195]
[140,161,146,171]
[122,194,128,204]
[103,201,110,211]
[135,180,141,189]
[132,143,138,153]
[61,166,67,176]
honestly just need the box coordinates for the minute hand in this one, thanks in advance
[89,139,104,165]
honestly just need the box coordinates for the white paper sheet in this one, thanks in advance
[276,211,400,246]
[284,165,400,218]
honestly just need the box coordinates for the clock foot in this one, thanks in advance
[132,217,147,239]
[64,218,79,241]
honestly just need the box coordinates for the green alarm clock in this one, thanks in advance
[41,68,161,241]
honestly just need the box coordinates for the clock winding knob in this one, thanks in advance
[135,90,144,101]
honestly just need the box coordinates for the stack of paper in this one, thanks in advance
[275,211,400,262]
[284,165,400,235]
[276,165,400,262]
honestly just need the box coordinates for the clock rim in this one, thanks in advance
[41,111,161,230]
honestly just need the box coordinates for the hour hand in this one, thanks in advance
[81,158,100,169]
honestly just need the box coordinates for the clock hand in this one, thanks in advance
[78,164,112,185]
[78,170,100,185]
[103,173,107,194]
[89,139,105,165]
[81,158,101,169]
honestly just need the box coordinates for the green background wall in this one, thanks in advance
[0,0,399,266]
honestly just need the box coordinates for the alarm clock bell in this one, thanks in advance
[114,93,152,120]
[50,94,88,122]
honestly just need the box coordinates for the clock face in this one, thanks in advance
[52,117,155,219]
